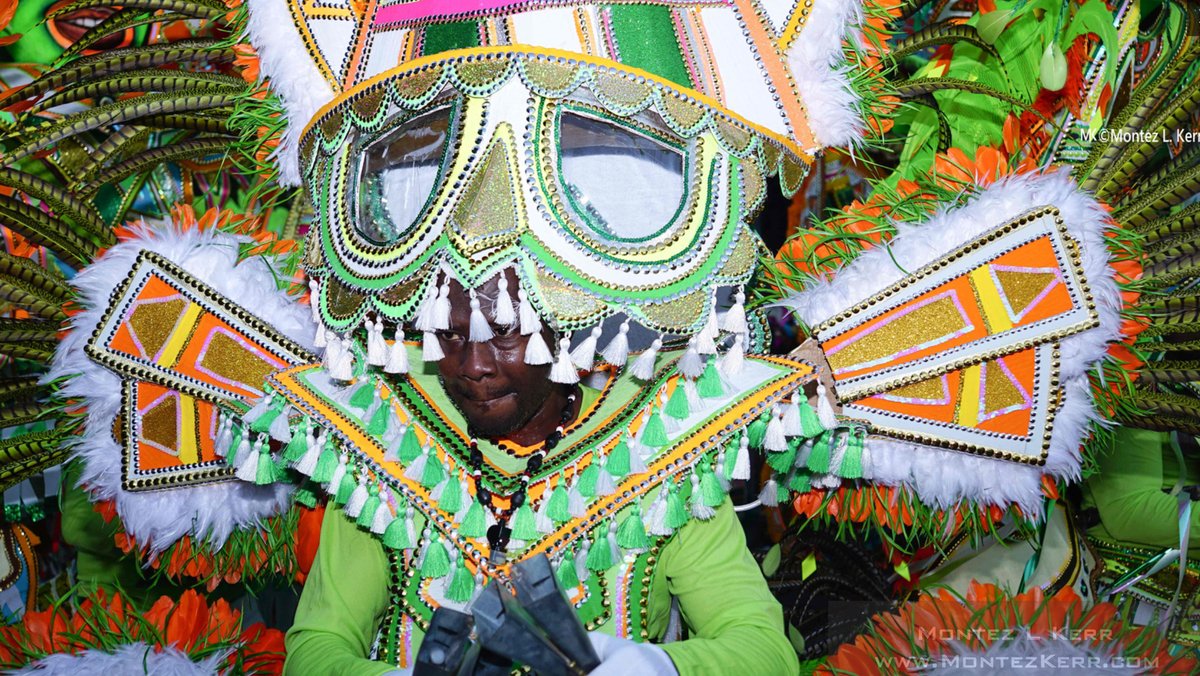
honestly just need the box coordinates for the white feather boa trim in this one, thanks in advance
[48,223,316,552]
[781,172,1122,517]
[13,644,228,675]
[243,0,335,186]
[787,0,867,150]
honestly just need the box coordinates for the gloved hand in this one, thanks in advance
[587,632,678,675]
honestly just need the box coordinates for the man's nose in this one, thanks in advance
[458,339,496,381]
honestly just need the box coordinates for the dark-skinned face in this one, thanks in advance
[435,271,562,442]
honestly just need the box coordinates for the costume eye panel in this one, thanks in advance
[354,107,452,246]
[557,111,686,244]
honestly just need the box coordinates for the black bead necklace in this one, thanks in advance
[469,388,577,564]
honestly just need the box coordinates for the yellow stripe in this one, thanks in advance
[970,267,1014,334]
[956,364,982,428]
[178,395,198,464]
[157,302,202,368]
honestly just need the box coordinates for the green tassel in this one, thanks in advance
[799,401,824,438]
[510,502,538,541]
[557,554,580,589]
[256,450,282,485]
[665,485,689,530]
[664,384,690,420]
[766,439,798,474]
[294,484,318,508]
[606,437,631,478]
[446,559,475,602]
[311,441,338,483]
[249,402,283,435]
[789,471,811,493]
[349,378,376,409]
[697,358,724,398]
[459,501,487,538]
[699,466,725,507]
[547,479,571,524]
[356,487,381,529]
[398,426,423,463]
[578,463,600,497]
[439,473,462,514]
[383,513,413,550]
[617,507,650,551]
[335,471,356,505]
[806,433,831,473]
[282,425,308,462]
[420,537,451,578]
[747,412,769,448]
[585,533,613,571]
[420,452,446,489]
[366,400,390,436]
[839,431,864,480]
[641,409,669,448]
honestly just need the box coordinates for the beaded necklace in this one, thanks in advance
[468,388,578,564]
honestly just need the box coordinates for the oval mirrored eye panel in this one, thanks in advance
[355,107,452,246]
[558,112,685,243]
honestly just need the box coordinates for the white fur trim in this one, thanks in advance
[48,223,315,552]
[14,643,229,675]
[787,0,866,149]
[243,0,336,186]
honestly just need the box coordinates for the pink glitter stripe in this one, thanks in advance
[377,0,526,25]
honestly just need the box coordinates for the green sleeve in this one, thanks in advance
[1085,427,1200,549]
[284,506,396,676]
[657,499,799,676]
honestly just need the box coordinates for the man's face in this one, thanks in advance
[435,272,556,438]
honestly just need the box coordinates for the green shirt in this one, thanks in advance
[285,498,799,676]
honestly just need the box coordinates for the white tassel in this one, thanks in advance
[696,326,717,355]
[383,425,405,462]
[494,273,516,327]
[323,331,343,371]
[328,454,348,491]
[235,435,264,483]
[294,428,322,475]
[518,288,540,335]
[232,428,251,465]
[371,502,394,534]
[720,334,745,376]
[600,319,630,366]
[308,279,321,321]
[722,288,748,335]
[630,337,662,381]
[422,331,444,361]
[314,322,327,348]
[627,439,648,475]
[468,289,495,342]
[524,331,553,365]
[550,337,580,384]
[731,434,751,480]
[782,392,802,436]
[679,337,704,378]
[646,492,671,536]
[606,521,621,561]
[535,496,554,534]
[570,325,603,371]
[432,278,452,331]
[213,414,231,458]
[684,378,702,412]
[384,329,410,374]
[816,382,837,430]
[567,474,587,518]
[414,276,441,332]
[345,478,369,517]
[595,466,616,496]
[269,406,293,443]
[698,294,719,352]
[758,477,779,506]
[690,474,715,519]
[764,405,788,451]
[367,319,388,367]
[242,394,273,426]
[404,445,430,482]
[715,449,731,492]
[330,337,354,382]
[861,442,872,478]
[576,541,591,582]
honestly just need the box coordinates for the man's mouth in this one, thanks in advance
[461,391,515,405]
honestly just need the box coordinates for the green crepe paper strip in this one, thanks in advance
[665,383,690,420]
[557,553,580,589]
[421,452,446,489]
[459,500,487,538]
[840,432,864,480]
[439,473,462,514]
[699,466,725,507]
[349,378,376,409]
[697,358,724,398]
[747,413,769,448]
[799,401,824,438]
[511,502,538,541]
[665,484,689,531]
[585,532,613,571]
[766,439,798,474]
[806,432,831,473]
[789,471,811,493]
[311,441,338,483]
[282,424,309,462]
[398,426,423,463]
[421,537,451,578]
[446,559,475,602]
[383,513,413,550]
[641,409,669,448]
[578,462,601,497]
[617,506,650,551]
[366,401,391,436]
[547,479,571,523]
[335,472,357,505]
[356,487,381,528]
[250,404,283,435]
[606,437,632,478]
